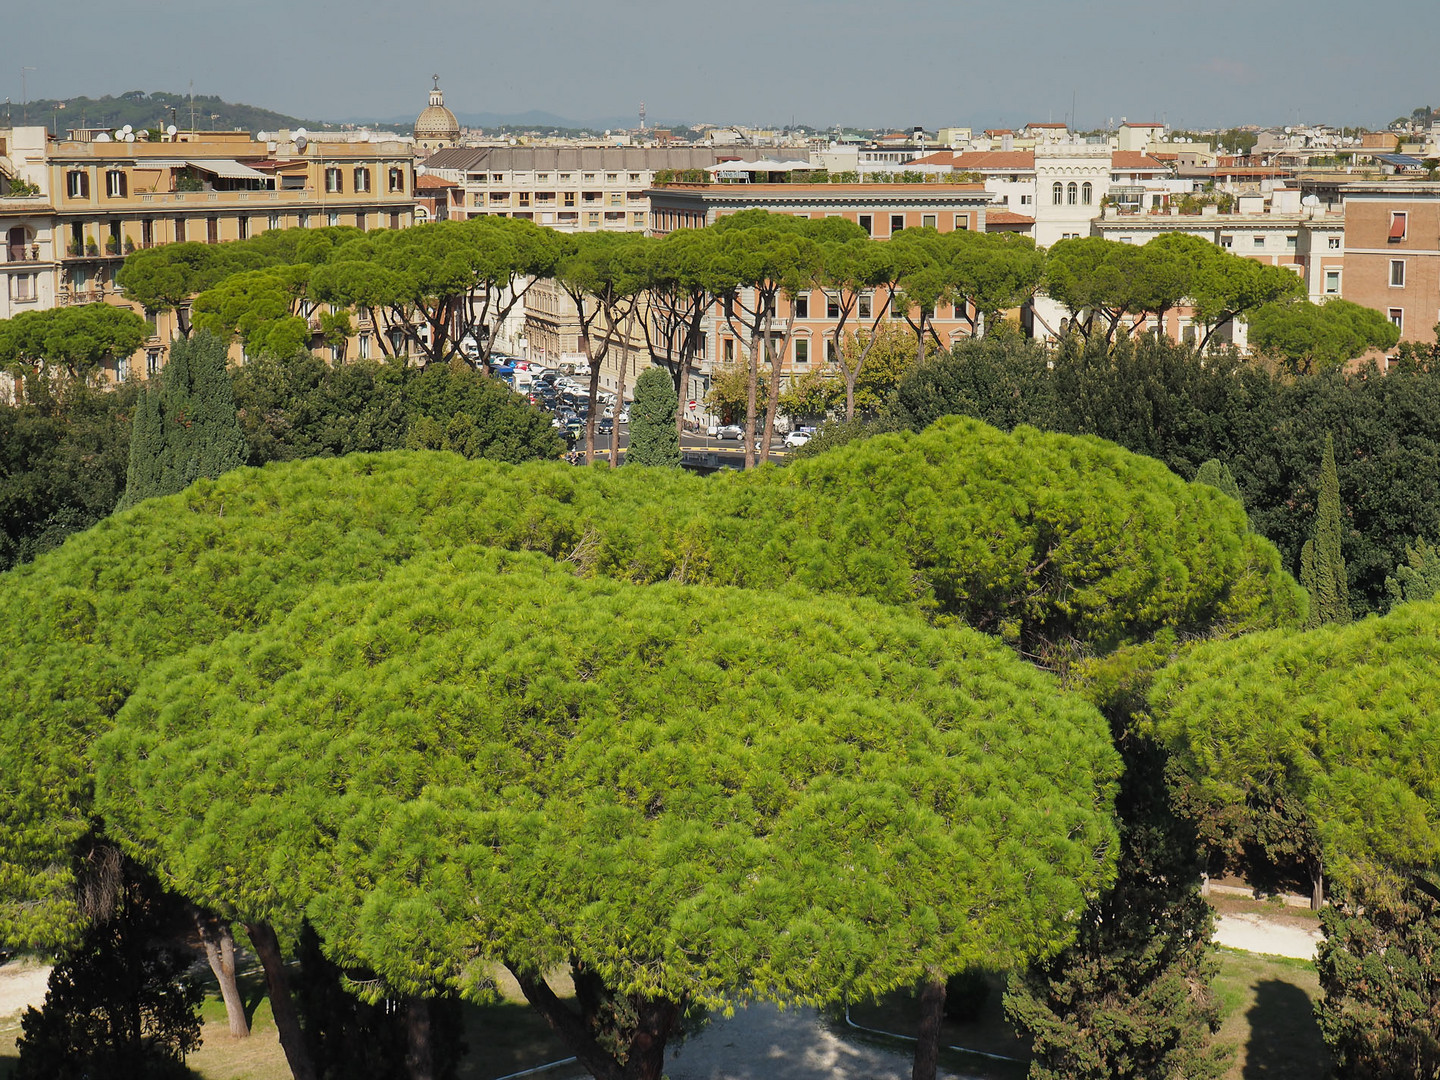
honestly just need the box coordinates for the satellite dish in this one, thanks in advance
[1302,194,1321,207]
[125,133,135,142]
[166,124,177,137]
[415,165,427,176]
[122,124,133,134]
[295,127,307,138]
[95,132,111,142]
[1284,126,1292,134]
[255,130,267,141]
[295,135,308,151]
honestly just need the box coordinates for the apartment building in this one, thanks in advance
[420,146,728,232]
[1339,182,1440,345]
[0,125,417,377]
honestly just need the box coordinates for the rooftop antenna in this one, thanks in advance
[189,80,195,133]
[639,100,646,131]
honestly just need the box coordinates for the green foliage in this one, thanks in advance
[1248,298,1400,374]
[625,365,680,467]
[1316,875,1440,1079]
[0,304,150,380]
[1303,434,1350,627]
[1194,459,1244,509]
[1149,599,1440,888]
[400,358,565,463]
[95,544,1120,1005]
[15,865,202,1080]
[1385,536,1440,609]
[777,368,840,421]
[119,330,246,509]
[0,379,140,571]
[25,90,330,138]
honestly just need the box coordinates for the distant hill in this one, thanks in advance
[8,90,363,138]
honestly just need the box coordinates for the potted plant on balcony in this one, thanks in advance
[124,237,136,254]
[68,239,84,257]
[85,235,99,256]
[105,235,121,255]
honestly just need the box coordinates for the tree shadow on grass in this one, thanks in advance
[1244,978,1329,1079]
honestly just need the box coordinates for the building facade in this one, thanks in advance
[1338,182,1440,344]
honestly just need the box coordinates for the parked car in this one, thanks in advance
[712,424,744,441]
[783,429,813,449]
[617,408,629,424]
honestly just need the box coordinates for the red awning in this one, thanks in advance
[1390,214,1407,240]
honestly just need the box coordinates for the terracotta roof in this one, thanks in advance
[983,129,1014,136]
[1025,123,1068,129]
[985,211,1035,225]
[1110,152,1170,170]
[956,151,1035,170]
[1121,121,1165,129]
[416,173,458,190]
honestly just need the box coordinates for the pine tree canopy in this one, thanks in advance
[1150,600,1440,888]
[0,416,1294,948]
[95,545,1120,1003]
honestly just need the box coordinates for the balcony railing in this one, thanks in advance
[5,245,43,263]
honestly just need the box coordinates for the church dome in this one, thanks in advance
[415,77,459,144]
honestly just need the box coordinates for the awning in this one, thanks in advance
[187,159,268,180]
[129,159,188,168]
[1390,213,1408,240]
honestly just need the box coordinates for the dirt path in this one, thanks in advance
[1213,913,1321,960]
[665,1001,978,1080]
[0,960,50,1018]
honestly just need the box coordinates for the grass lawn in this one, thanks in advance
[1213,947,1331,1080]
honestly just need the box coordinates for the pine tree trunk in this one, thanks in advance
[744,330,760,470]
[621,997,680,1080]
[196,911,249,1038]
[1312,863,1324,912]
[406,996,434,1080]
[510,966,623,1080]
[912,975,947,1080]
[245,921,317,1080]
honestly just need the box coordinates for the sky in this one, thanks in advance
[8,0,1439,132]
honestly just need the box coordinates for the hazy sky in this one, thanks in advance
[9,0,1438,130]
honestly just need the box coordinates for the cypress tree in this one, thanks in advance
[1194,459,1244,512]
[625,366,681,467]
[120,331,246,509]
[1304,435,1349,627]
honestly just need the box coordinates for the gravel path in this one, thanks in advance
[1213,913,1322,959]
[665,1001,977,1080]
[0,960,50,1018]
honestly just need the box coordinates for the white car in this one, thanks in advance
[783,430,813,449]
[618,408,629,424]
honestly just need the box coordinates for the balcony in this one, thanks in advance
[5,244,44,264]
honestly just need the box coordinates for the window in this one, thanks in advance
[518,192,531,207]
[1067,182,1078,205]
[1391,259,1406,287]
[328,212,340,227]
[605,173,618,183]
[1220,235,1233,249]
[493,173,506,183]
[147,350,161,377]
[325,168,343,194]
[632,212,645,226]
[1389,308,1404,331]
[890,214,904,234]
[66,170,89,198]
[586,212,600,227]
[858,294,872,319]
[1328,236,1341,249]
[1286,235,1297,250]
[1390,212,1408,241]
[12,273,34,300]
[1020,194,1032,205]
[206,217,219,244]
[723,338,734,361]
[355,212,365,231]
[563,192,576,207]
[358,334,371,359]
[858,214,872,236]
[174,218,186,243]
[388,167,406,193]
[609,193,622,206]
[794,339,809,364]
[1253,235,1265,249]
[954,214,970,231]
[116,353,129,381]
[238,216,249,240]
[922,214,937,229]
[1082,182,1093,205]
[826,340,838,363]
[1052,182,1063,205]
[1325,270,1341,294]
[141,219,154,248]
[353,167,371,193]
[628,173,641,183]
[794,294,808,318]
[105,170,127,198]
[826,296,840,319]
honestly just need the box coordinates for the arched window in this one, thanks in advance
[1052,181,1064,204]
[1082,182,1093,205]
[1067,182,1078,205]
